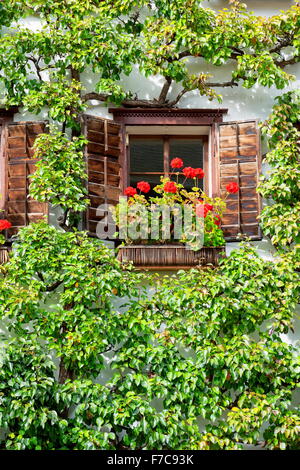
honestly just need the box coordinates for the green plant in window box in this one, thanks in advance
[114,159,237,251]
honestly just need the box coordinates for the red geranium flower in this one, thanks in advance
[195,203,213,218]
[170,158,184,169]
[183,167,197,178]
[137,181,151,193]
[124,186,137,197]
[0,219,12,231]
[226,182,239,194]
[163,181,177,193]
[194,168,205,179]
[213,214,222,226]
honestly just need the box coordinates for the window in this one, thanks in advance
[129,135,208,194]
[105,108,263,242]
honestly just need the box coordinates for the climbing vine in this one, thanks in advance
[0,233,299,450]
[258,90,300,267]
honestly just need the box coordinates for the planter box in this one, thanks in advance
[117,245,226,269]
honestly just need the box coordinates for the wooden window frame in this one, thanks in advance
[129,134,209,193]
[109,107,228,194]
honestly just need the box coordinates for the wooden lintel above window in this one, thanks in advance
[0,107,19,121]
[109,108,228,125]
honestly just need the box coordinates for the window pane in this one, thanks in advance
[169,138,203,168]
[130,173,163,188]
[169,138,204,189]
[130,138,164,173]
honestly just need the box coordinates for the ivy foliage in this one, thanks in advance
[0,0,299,125]
[0,0,24,28]
[258,90,300,263]
[29,130,89,215]
[0,227,299,450]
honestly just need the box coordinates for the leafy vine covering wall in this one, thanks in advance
[258,90,300,268]
[0,223,299,450]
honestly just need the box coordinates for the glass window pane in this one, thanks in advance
[169,139,204,190]
[169,138,203,168]
[130,138,164,173]
[130,173,163,188]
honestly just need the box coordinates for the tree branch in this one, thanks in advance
[70,67,80,82]
[82,92,163,107]
[270,36,293,55]
[206,79,239,88]
[275,56,299,69]
[37,272,63,292]
[168,78,239,107]
[82,92,110,102]
[168,88,191,107]
[45,280,64,292]
[57,208,75,232]
[83,77,239,109]
[229,47,244,59]
[28,56,43,81]
[158,76,172,103]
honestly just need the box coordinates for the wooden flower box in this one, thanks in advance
[117,245,226,269]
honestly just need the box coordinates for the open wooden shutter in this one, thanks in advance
[0,121,5,214]
[83,115,123,237]
[3,121,48,238]
[217,120,262,241]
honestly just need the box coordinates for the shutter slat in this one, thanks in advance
[217,120,262,241]
[4,121,48,237]
[83,115,123,237]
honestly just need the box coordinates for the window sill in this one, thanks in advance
[117,245,226,269]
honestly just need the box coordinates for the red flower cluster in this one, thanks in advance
[170,158,184,169]
[125,181,151,196]
[226,182,239,194]
[163,181,177,193]
[194,168,205,178]
[137,181,151,193]
[0,219,12,231]
[213,214,221,227]
[183,167,197,178]
[124,186,137,197]
[182,167,205,179]
[196,203,213,218]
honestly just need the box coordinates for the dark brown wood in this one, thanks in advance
[83,115,123,237]
[0,123,5,213]
[3,121,48,238]
[109,108,228,125]
[0,110,18,214]
[211,123,219,198]
[163,136,170,175]
[0,107,18,119]
[216,120,262,241]
[117,245,226,268]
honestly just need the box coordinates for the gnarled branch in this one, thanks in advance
[82,76,239,108]
[275,56,299,69]
[158,76,172,103]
